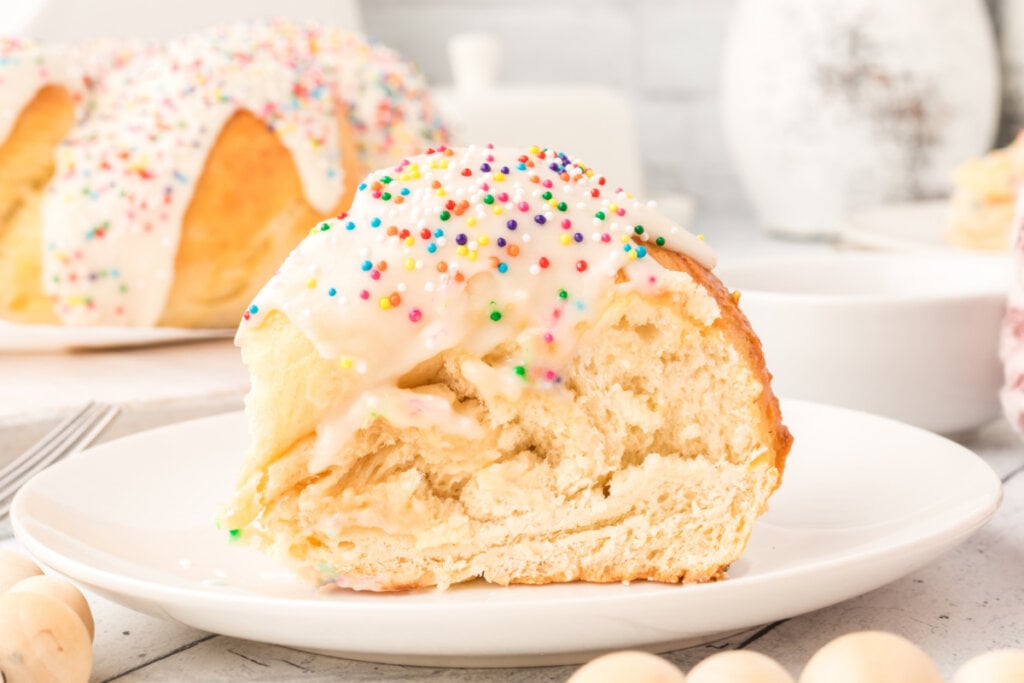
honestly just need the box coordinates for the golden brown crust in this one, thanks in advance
[646,244,793,487]
[504,566,727,587]
[0,85,75,323]
[159,107,361,327]
[355,567,728,592]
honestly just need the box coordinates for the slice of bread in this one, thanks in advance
[947,132,1024,251]
[222,242,792,591]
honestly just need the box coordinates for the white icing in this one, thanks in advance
[0,38,139,146]
[37,21,446,326]
[240,145,716,470]
[43,24,343,326]
[311,386,484,472]
[334,40,444,171]
[0,38,80,145]
[459,358,527,403]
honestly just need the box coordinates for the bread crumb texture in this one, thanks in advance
[222,250,792,591]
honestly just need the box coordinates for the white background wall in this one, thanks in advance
[362,0,749,218]
[363,0,1016,223]
[3,0,1012,223]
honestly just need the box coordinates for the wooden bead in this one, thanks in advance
[0,549,42,593]
[688,651,794,683]
[799,631,942,683]
[0,591,92,683]
[569,651,687,683]
[10,575,95,641]
[953,649,1024,683]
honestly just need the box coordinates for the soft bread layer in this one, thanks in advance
[948,190,1016,251]
[223,248,792,590]
[0,85,74,323]
[946,135,1024,251]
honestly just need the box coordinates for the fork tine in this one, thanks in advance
[9,404,118,482]
[77,405,120,452]
[0,403,118,517]
[7,404,119,486]
[0,405,108,502]
[0,403,119,514]
[0,402,96,481]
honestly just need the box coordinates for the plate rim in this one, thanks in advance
[839,199,1011,255]
[9,401,999,602]
[0,320,236,353]
[11,399,1003,615]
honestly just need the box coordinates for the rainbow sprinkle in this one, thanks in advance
[28,20,446,326]
[240,144,714,390]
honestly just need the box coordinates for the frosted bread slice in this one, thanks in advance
[221,144,792,591]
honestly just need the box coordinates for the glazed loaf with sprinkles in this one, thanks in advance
[0,21,446,328]
[221,144,793,591]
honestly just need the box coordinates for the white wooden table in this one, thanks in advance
[1,222,1021,681]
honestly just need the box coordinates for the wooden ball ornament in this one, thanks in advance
[0,549,42,593]
[799,631,942,683]
[953,649,1024,683]
[0,591,92,683]
[569,651,687,683]
[688,650,794,683]
[10,574,95,641]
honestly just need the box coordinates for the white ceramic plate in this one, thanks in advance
[12,400,1002,667]
[840,199,1013,256]
[714,252,1010,435]
[0,320,234,352]
[840,200,950,251]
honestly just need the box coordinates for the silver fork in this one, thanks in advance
[0,402,120,519]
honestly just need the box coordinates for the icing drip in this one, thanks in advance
[0,38,81,145]
[40,20,446,326]
[315,386,485,471]
[239,144,716,470]
[0,38,136,144]
[334,39,446,170]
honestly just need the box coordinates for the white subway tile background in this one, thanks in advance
[361,0,749,218]
[363,0,1016,223]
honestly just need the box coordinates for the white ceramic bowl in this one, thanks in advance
[715,252,1011,435]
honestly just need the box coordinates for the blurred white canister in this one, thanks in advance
[999,0,1024,135]
[721,0,999,238]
